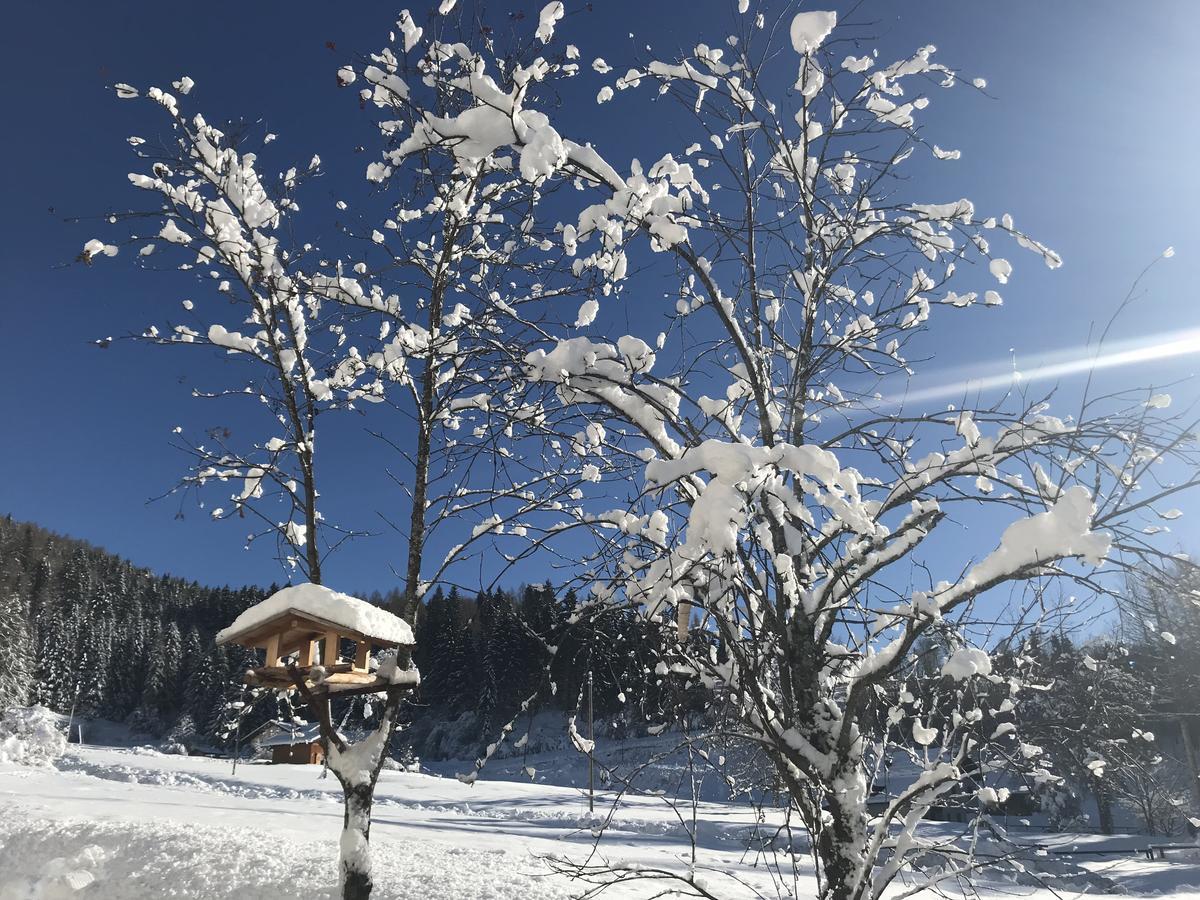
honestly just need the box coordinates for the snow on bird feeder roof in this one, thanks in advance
[217,583,414,648]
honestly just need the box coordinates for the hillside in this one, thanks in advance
[0,514,268,741]
[0,516,684,763]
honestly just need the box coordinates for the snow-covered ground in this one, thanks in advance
[2,743,1199,899]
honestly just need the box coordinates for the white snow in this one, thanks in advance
[574,299,598,327]
[948,485,1110,602]
[208,324,260,355]
[789,10,836,55]
[397,11,422,53]
[1,741,1196,899]
[989,257,1012,284]
[941,647,992,681]
[535,1,564,44]
[159,219,192,245]
[911,719,938,746]
[284,521,308,547]
[82,239,119,261]
[0,706,67,766]
[216,583,414,646]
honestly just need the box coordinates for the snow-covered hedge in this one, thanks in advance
[0,705,68,766]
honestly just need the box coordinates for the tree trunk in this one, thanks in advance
[816,806,869,900]
[397,238,452,625]
[1093,779,1115,835]
[400,425,429,624]
[805,755,870,900]
[301,447,321,585]
[1178,717,1200,818]
[326,688,406,900]
[289,665,413,900]
[337,778,376,900]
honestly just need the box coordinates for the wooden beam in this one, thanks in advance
[354,641,370,672]
[264,633,281,668]
[299,639,316,668]
[322,630,340,666]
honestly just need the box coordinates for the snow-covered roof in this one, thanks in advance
[258,722,341,747]
[216,583,414,647]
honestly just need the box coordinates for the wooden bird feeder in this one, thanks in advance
[216,583,418,699]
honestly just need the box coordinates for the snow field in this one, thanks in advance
[3,746,1200,899]
[0,813,574,900]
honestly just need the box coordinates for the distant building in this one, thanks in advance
[257,721,333,765]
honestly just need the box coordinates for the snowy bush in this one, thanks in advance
[162,714,198,755]
[380,755,420,774]
[0,705,68,767]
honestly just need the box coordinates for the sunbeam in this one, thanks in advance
[887,328,1200,408]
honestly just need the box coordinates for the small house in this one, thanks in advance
[259,722,327,765]
[216,583,418,697]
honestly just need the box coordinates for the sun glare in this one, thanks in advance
[890,328,1200,408]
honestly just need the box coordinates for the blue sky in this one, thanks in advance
[2,0,1198,591]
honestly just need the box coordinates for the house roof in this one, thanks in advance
[216,583,414,648]
[258,721,345,747]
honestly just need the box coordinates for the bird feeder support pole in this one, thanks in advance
[587,668,595,814]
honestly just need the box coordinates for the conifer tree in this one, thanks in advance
[0,592,32,710]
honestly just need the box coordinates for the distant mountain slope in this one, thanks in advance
[0,514,266,738]
[0,515,691,760]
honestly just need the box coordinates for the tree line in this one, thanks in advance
[0,515,690,756]
[0,515,260,743]
[3,511,1197,835]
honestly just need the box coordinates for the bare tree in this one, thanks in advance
[390,6,1200,898]
[83,5,1200,898]
[318,21,597,620]
[87,24,584,607]
[84,85,361,582]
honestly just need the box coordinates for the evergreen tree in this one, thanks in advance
[0,592,32,709]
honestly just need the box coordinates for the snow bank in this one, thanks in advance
[0,705,67,766]
[0,843,110,899]
[0,810,578,900]
[7,747,1192,899]
[217,583,414,646]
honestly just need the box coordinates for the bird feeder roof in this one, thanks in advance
[216,583,414,648]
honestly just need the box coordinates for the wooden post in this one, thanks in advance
[587,669,595,813]
[354,641,370,672]
[322,631,340,667]
[299,640,316,668]
[677,601,689,642]
[1179,716,1200,816]
[264,633,281,668]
